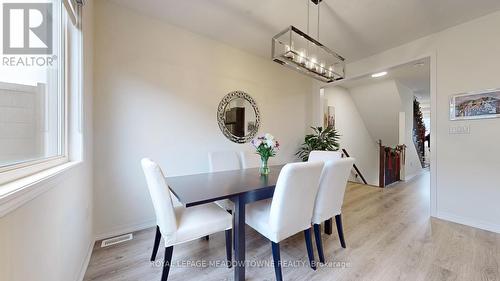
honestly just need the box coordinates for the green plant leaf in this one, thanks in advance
[296,126,341,161]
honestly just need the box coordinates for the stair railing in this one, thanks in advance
[341,149,368,185]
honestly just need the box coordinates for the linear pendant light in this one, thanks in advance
[272,0,345,83]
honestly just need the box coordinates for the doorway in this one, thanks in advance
[320,56,432,201]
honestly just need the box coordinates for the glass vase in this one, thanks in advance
[260,156,270,175]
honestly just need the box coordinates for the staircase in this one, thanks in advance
[413,99,428,168]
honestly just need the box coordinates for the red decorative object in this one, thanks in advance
[379,140,406,187]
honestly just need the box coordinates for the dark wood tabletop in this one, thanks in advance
[167,165,284,207]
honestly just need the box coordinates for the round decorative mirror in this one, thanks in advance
[217,91,261,143]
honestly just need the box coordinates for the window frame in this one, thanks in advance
[0,0,71,185]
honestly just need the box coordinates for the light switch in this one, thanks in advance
[449,125,470,134]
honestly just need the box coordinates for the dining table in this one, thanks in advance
[167,164,285,281]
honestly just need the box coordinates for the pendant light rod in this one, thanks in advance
[307,0,322,40]
[307,0,310,35]
[317,0,320,40]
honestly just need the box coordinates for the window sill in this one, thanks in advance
[0,161,81,217]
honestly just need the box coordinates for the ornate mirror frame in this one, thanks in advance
[217,91,261,143]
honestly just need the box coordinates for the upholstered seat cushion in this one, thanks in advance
[245,199,276,241]
[162,203,233,247]
[245,199,303,243]
[170,191,183,207]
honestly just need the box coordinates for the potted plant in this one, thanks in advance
[296,126,340,161]
[251,133,279,175]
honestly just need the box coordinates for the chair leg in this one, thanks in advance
[271,242,283,281]
[151,226,161,261]
[325,218,333,235]
[225,229,232,268]
[161,246,174,281]
[335,214,346,248]
[313,224,325,264]
[304,228,317,270]
[232,211,236,251]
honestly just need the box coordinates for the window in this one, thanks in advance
[0,0,78,184]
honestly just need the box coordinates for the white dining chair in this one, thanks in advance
[239,151,261,169]
[209,151,242,173]
[208,151,241,212]
[245,161,324,281]
[141,158,233,281]
[308,150,342,162]
[308,150,342,235]
[310,157,355,263]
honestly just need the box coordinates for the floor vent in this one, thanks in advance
[101,233,133,248]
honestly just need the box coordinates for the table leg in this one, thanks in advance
[234,196,246,281]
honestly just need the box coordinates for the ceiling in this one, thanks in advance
[110,0,500,62]
[340,57,430,99]
[339,57,431,118]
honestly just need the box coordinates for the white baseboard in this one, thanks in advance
[94,218,156,241]
[437,211,500,234]
[77,240,94,281]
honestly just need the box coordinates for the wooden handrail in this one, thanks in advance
[378,140,384,187]
[341,149,368,185]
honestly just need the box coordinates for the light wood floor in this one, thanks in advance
[84,173,500,281]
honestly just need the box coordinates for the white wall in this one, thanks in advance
[349,80,402,146]
[93,0,313,238]
[326,80,423,185]
[346,10,500,233]
[324,87,379,186]
[0,1,94,281]
[0,166,93,281]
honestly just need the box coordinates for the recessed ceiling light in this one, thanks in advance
[371,71,387,78]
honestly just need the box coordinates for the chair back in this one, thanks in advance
[269,161,324,241]
[312,157,355,224]
[141,158,178,236]
[239,151,261,169]
[208,151,241,172]
[308,150,342,162]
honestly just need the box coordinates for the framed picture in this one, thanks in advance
[323,105,335,128]
[450,89,500,120]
